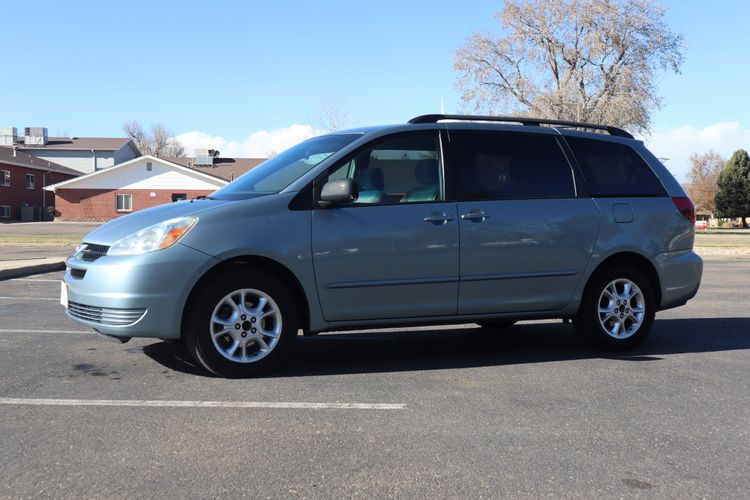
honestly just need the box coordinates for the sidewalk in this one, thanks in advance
[0,244,74,280]
[0,221,100,237]
[0,221,96,279]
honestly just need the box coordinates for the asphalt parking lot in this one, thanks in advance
[0,260,748,498]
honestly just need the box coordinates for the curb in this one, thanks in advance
[0,261,66,281]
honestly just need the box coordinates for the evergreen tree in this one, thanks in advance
[715,149,750,228]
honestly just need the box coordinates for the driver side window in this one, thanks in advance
[323,133,443,205]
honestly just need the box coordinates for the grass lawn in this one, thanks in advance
[0,235,82,245]
[694,231,750,247]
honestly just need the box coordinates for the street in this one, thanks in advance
[0,260,748,498]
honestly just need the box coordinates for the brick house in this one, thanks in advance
[0,146,80,221]
[45,154,263,222]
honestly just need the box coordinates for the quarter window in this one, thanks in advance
[451,131,575,200]
[116,193,132,212]
[1,170,9,186]
[321,133,443,205]
[26,173,35,189]
[565,137,666,197]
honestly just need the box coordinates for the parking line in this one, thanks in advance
[0,398,406,410]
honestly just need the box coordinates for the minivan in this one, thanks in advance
[61,115,703,377]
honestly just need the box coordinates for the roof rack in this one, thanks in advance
[407,114,634,139]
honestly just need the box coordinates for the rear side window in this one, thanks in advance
[565,137,666,197]
[451,131,575,200]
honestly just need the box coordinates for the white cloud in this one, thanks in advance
[175,121,750,184]
[644,122,750,182]
[176,124,325,158]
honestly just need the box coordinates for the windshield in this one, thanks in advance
[211,133,361,200]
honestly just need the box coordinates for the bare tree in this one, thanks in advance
[686,151,724,216]
[123,120,186,157]
[123,120,146,150]
[454,0,684,133]
[315,101,350,132]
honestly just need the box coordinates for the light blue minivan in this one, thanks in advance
[61,115,702,376]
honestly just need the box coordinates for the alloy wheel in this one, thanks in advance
[597,278,646,339]
[209,288,282,363]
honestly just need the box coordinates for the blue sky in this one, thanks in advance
[2,0,748,180]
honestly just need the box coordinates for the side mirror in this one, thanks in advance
[319,178,358,208]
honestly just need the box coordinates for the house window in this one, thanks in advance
[171,193,187,202]
[1,170,9,187]
[0,205,10,218]
[26,173,35,189]
[146,162,152,171]
[116,193,132,212]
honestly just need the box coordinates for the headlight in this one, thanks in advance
[107,217,197,256]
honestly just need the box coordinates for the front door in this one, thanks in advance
[312,132,459,322]
[449,130,600,314]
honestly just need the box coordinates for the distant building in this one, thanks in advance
[164,150,265,181]
[0,126,140,174]
[45,152,265,222]
[0,146,80,221]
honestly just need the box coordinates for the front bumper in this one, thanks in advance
[63,243,220,339]
[651,249,703,311]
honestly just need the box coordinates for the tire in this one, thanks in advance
[183,268,298,377]
[574,265,656,350]
[476,320,517,331]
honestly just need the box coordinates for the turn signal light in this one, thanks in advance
[159,226,191,249]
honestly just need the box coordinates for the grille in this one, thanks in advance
[67,302,146,326]
[76,243,110,262]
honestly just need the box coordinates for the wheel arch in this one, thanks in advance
[182,255,311,335]
[583,251,662,309]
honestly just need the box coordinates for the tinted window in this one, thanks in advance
[452,131,575,200]
[565,137,666,197]
[321,133,443,205]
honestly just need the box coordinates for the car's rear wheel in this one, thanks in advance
[574,265,656,350]
[184,268,298,377]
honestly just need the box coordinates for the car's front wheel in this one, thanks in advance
[184,268,298,377]
[574,265,656,350]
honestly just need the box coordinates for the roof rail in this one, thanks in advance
[407,114,634,139]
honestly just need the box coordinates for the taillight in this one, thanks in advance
[672,197,696,224]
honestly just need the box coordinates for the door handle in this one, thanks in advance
[460,210,490,222]
[424,212,455,225]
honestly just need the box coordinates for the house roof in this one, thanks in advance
[44,155,228,191]
[163,156,266,182]
[15,136,137,152]
[0,147,81,176]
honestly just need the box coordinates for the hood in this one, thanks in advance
[81,198,240,246]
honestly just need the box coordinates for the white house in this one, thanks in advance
[45,155,228,221]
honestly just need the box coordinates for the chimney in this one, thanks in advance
[12,146,17,157]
